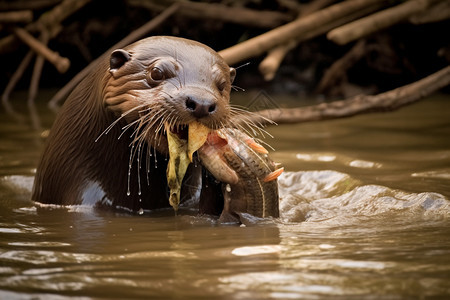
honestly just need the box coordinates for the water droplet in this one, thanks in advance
[138,208,144,215]
[126,191,131,196]
[226,184,231,192]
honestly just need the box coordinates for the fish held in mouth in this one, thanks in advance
[198,128,283,223]
[165,121,210,212]
[166,122,282,222]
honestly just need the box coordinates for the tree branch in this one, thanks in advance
[0,0,91,54]
[128,0,292,28]
[327,0,441,45]
[258,0,336,81]
[13,27,70,73]
[0,10,33,23]
[218,0,387,66]
[244,65,450,126]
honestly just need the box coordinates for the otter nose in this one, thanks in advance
[185,97,216,119]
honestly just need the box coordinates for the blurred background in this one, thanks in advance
[1,0,449,103]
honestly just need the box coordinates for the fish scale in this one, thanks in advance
[199,128,281,222]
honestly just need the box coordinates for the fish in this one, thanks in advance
[165,121,209,213]
[198,128,283,223]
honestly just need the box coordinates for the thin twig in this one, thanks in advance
[1,50,35,122]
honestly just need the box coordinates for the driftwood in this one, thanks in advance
[258,40,297,81]
[316,39,367,95]
[0,10,33,23]
[409,0,450,24]
[13,27,70,73]
[1,0,86,113]
[129,0,292,28]
[258,0,336,81]
[0,0,90,54]
[245,65,450,126]
[219,0,387,66]
[48,3,180,110]
[328,0,441,45]
[2,0,449,129]
[0,0,62,12]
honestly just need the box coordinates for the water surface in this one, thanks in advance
[1,92,449,299]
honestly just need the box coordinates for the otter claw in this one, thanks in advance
[263,167,284,182]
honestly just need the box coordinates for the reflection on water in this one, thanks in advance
[0,93,449,299]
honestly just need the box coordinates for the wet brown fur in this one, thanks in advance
[32,36,235,211]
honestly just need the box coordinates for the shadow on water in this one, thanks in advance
[0,91,449,299]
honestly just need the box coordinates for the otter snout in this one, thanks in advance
[186,96,217,119]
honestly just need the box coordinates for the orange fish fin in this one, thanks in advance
[247,139,268,154]
[263,167,284,182]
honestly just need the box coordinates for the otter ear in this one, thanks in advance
[110,49,131,73]
[230,67,236,84]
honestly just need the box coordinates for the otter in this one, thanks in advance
[32,36,236,213]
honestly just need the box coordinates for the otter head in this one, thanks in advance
[103,36,236,154]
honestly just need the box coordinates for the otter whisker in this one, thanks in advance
[145,144,151,185]
[136,141,142,196]
[235,62,251,70]
[126,143,135,196]
[229,106,275,138]
[228,119,258,138]
[231,85,245,92]
[223,128,273,172]
[233,116,274,139]
[230,108,276,128]
[255,137,275,151]
[152,146,158,168]
[95,103,146,142]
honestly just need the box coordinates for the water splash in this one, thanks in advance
[278,171,450,224]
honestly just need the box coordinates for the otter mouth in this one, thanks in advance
[169,125,189,141]
[165,122,210,161]
[165,121,210,212]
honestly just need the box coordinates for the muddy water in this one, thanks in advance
[1,92,449,299]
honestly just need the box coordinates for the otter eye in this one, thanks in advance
[217,81,226,92]
[150,67,164,81]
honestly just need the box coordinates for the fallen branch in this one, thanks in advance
[219,0,387,66]
[245,65,450,125]
[0,0,61,11]
[316,39,367,94]
[409,0,450,24]
[48,3,180,110]
[1,50,34,121]
[258,0,336,81]
[27,31,50,131]
[129,0,292,28]
[328,0,441,45]
[13,27,70,73]
[0,0,91,54]
[0,10,33,23]
[258,40,297,81]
